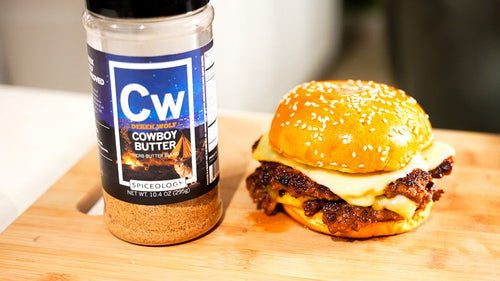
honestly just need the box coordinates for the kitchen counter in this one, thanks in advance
[0,85,96,232]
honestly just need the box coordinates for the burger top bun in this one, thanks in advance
[269,80,433,173]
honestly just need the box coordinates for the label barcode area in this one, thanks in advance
[209,159,219,183]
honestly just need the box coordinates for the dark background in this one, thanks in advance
[327,0,500,133]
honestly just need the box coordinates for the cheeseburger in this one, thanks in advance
[246,80,454,238]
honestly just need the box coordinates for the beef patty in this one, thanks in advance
[246,156,453,233]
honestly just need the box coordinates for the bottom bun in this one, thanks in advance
[282,202,434,238]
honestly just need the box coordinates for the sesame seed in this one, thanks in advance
[341,164,347,167]
[305,141,311,146]
[367,144,373,150]
[358,164,365,168]
[352,152,356,158]
[318,116,330,123]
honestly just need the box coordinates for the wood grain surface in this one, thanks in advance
[0,113,499,281]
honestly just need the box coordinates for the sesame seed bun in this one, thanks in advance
[282,201,433,238]
[269,80,433,173]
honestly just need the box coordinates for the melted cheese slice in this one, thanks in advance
[372,195,417,219]
[253,132,455,218]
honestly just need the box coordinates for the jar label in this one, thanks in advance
[87,41,219,205]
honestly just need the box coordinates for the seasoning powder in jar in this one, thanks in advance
[82,0,222,245]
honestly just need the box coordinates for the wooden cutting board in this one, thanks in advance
[0,113,499,281]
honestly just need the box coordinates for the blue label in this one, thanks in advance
[87,41,219,205]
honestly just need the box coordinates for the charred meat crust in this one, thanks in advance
[322,201,402,233]
[254,161,340,201]
[251,138,261,153]
[384,169,433,209]
[246,165,277,215]
[245,160,341,215]
[245,156,453,232]
[430,157,453,178]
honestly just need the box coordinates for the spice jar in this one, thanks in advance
[83,0,222,245]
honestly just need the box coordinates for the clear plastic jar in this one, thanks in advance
[83,0,222,245]
[83,3,214,56]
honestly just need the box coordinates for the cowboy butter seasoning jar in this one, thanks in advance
[83,0,222,245]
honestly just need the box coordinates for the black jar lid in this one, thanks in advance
[85,0,210,18]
